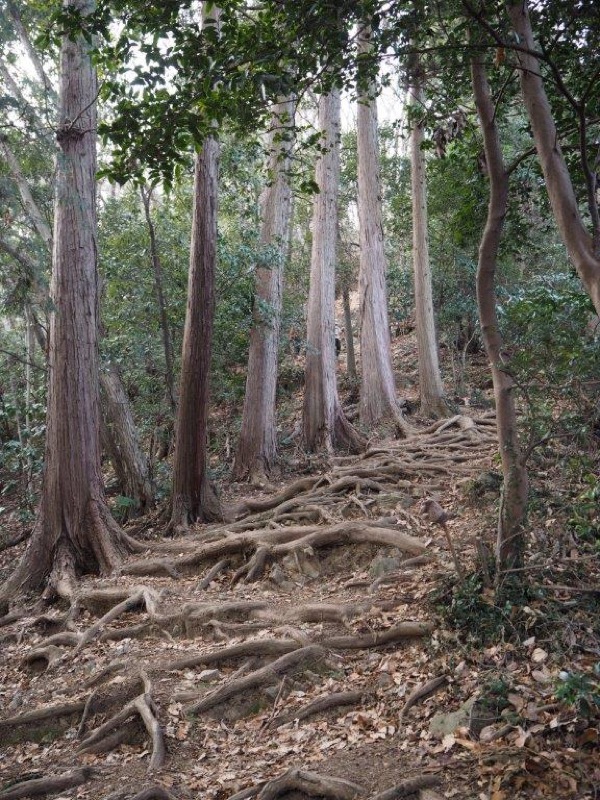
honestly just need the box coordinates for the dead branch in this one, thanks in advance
[399,675,449,720]
[0,767,95,800]
[186,645,326,714]
[270,690,365,728]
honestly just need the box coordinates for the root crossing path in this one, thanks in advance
[1,416,497,799]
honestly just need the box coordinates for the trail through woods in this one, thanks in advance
[1,415,599,799]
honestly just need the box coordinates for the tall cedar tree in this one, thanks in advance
[356,24,412,432]
[407,56,450,418]
[0,0,134,604]
[233,97,296,482]
[303,88,363,454]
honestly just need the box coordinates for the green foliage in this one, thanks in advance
[499,273,600,444]
[435,571,535,647]
[555,666,600,716]
[567,473,600,547]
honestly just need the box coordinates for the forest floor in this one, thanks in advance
[1,347,600,800]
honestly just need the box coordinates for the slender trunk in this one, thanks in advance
[303,89,363,454]
[1,0,131,603]
[356,23,411,432]
[6,0,55,99]
[170,134,222,527]
[100,363,155,516]
[169,2,223,529]
[408,64,450,419]
[233,97,295,482]
[342,286,357,380]
[472,55,528,580]
[507,1,600,312]
[0,135,53,247]
[23,303,35,491]
[140,185,176,410]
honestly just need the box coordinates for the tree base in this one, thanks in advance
[0,497,133,605]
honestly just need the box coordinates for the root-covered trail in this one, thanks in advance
[0,415,597,800]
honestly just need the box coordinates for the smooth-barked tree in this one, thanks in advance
[233,97,296,482]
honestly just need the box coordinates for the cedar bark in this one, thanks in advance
[170,135,222,528]
[302,89,363,454]
[233,97,295,482]
[472,55,527,578]
[356,24,411,432]
[408,62,450,419]
[507,1,600,313]
[140,185,176,411]
[0,0,131,602]
[100,362,155,516]
[342,286,357,380]
[169,2,223,529]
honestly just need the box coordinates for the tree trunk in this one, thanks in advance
[170,134,222,528]
[0,0,131,603]
[342,286,357,380]
[100,363,155,517]
[408,63,450,419]
[356,24,411,432]
[472,55,528,582]
[140,185,176,411]
[233,97,295,482]
[507,1,600,313]
[302,89,363,454]
[0,135,53,248]
[169,2,223,530]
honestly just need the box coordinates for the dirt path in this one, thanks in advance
[0,414,597,800]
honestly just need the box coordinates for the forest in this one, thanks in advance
[0,0,599,798]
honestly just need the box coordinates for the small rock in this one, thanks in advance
[369,555,401,577]
[429,698,475,737]
[8,689,23,710]
[198,669,220,682]
[376,673,394,689]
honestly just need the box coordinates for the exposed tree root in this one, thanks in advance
[399,675,449,721]
[0,701,86,736]
[119,520,427,582]
[236,768,365,800]
[169,638,301,671]
[103,788,177,800]
[0,767,95,800]
[78,671,165,772]
[186,645,326,714]
[270,689,366,728]
[168,622,431,674]
[197,557,230,589]
[321,622,431,649]
[235,477,328,517]
[0,529,30,553]
[0,675,146,746]
[369,775,441,799]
